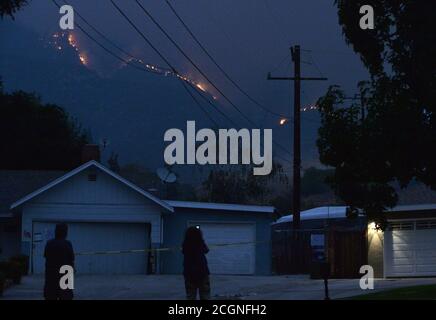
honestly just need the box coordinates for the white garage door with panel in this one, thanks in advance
[193,222,256,275]
[32,222,150,274]
[384,220,436,277]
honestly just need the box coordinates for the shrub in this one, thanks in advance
[0,271,5,297]
[10,255,29,276]
[0,261,9,276]
[0,260,22,284]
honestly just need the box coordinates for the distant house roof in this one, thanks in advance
[274,203,436,224]
[165,200,275,213]
[274,206,349,224]
[9,161,174,212]
[0,170,65,215]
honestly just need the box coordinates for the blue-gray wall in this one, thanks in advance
[161,208,273,275]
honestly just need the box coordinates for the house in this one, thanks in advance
[273,205,436,278]
[0,161,274,275]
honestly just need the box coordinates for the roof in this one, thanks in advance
[274,203,436,224]
[274,206,349,224]
[0,170,65,215]
[10,161,174,212]
[165,200,275,213]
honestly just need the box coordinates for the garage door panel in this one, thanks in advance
[417,265,436,273]
[391,250,414,259]
[391,257,414,265]
[416,256,436,264]
[416,250,436,259]
[392,233,414,244]
[194,223,256,275]
[385,220,436,277]
[390,265,414,274]
[32,222,150,275]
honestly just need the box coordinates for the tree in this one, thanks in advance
[301,167,334,196]
[0,83,90,170]
[317,1,436,227]
[200,162,288,205]
[108,152,121,173]
[0,0,29,19]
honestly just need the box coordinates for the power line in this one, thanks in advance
[307,52,325,79]
[54,0,292,163]
[122,0,293,159]
[164,0,290,120]
[60,0,170,75]
[62,0,169,73]
[179,80,220,127]
[133,0,264,128]
[108,0,239,128]
[51,0,224,128]
[51,0,156,75]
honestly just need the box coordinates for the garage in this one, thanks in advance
[6,161,273,276]
[384,220,436,277]
[32,221,151,275]
[194,222,256,275]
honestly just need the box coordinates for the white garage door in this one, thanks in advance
[385,220,436,277]
[32,222,150,274]
[193,222,256,275]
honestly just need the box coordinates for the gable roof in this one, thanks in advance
[10,161,173,212]
[166,200,275,213]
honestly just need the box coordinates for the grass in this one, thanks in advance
[347,284,436,300]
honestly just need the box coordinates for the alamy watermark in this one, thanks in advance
[360,5,375,30]
[59,5,74,30]
[164,121,273,176]
[59,265,74,290]
[359,265,374,290]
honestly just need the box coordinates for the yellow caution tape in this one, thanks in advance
[75,241,269,256]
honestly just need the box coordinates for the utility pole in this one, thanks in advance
[268,45,327,229]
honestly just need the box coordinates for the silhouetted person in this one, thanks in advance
[182,226,210,300]
[44,223,75,300]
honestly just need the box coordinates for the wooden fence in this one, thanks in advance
[272,227,367,278]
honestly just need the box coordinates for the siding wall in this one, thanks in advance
[20,168,165,263]
[161,208,273,275]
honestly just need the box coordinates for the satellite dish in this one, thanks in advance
[157,167,177,184]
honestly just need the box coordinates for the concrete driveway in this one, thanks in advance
[2,275,436,300]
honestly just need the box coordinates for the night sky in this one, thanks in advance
[2,0,369,177]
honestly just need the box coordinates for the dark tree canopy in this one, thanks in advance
[201,162,288,205]
[318,1,436,227]
[0,82,90,170]
[0,0,28,19]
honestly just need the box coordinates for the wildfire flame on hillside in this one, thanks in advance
[46,32,318,112]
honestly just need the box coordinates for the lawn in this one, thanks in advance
[347,284,436,300]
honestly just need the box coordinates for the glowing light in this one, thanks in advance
[279,118,289,125]
[196,84,206,92]
[79,54,87,65]
[301,104,319,112]
[368,222,382,233]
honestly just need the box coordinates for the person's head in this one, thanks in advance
[183,226,204,247]
[55,223,68,240]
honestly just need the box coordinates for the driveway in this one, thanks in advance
[2,275,436,300]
